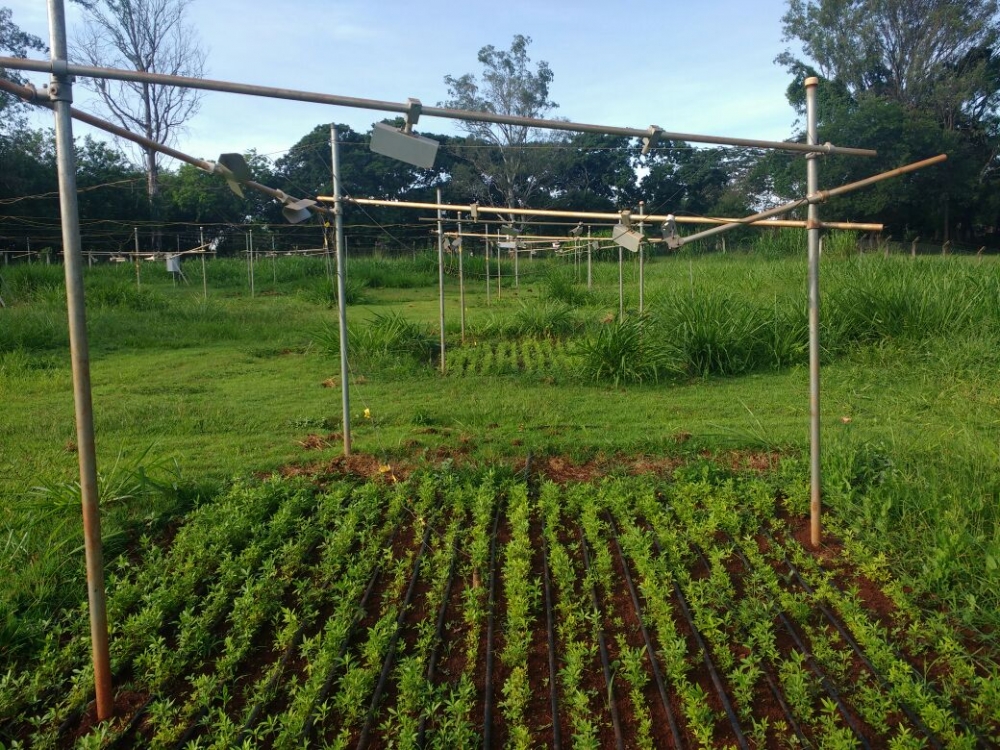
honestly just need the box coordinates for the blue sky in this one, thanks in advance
[7,0,804,163]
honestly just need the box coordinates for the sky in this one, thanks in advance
[5,0,805,164]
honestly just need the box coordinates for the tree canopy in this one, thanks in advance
[6,12,1000,253]
[777,0,1000,239]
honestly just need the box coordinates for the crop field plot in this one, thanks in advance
[3,467,998,749]
[447,339,577,379]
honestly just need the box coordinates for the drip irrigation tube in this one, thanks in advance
[106,695,155,749]
[483,503,502,749]
[648,535,749,749]
[756,532,973,750]
[578,525,625,750]
[297,531,397,745]
[415,535,459,747]
[355,523,433,750]
[689,544,868,750]
[606,516,685,749]
[541,530,563,750]
[760,668,812,747]
[235,617,311,744]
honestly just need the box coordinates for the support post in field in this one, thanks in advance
[46,0,113,721]
[457,213,465,344]
[485,226,491,304]
[805,76,823,547]
[513,234,519,289]
[587,226,592,289]
[331,125,352,455]
[437,187,446,374]
[638,200,645,315]
[249,229,255,298]
[133,226,140,289]
[497,234,502,301]
[618,245,624,319]
[199,225,207,299]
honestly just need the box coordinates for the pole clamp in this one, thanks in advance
[48,60,74,103]
[641,125,663,156]
[403,98,422,134]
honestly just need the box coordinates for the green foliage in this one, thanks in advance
[316,311,436,366]
[511,300,580,338]
[577,315,668,385]
[656,291,772,377]
[545,269,593,306]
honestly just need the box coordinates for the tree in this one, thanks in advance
[776,0,1000,239]
[0,7,46,133]
[544,132,640,212]
[161,149,274,226]
[72,0,207,230]
[275,121,463,249]
[779,0,1000,120]
[442,34,560,216]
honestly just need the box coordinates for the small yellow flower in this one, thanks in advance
[363,408,371,419]
[378,463,391,473]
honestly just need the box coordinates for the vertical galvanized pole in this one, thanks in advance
[331,126,351,455]
[436,188,446,374]
[638,201,645,315]
[457,213,465,344]
[199,226,207,299]
[497,237,502,301]
[805,76,823,547]
[249,229,255,298]
[485,226,491,304]
[514,236,519,289]
[133,227,140,289]
[46,0,113,721]
[587,226,592,289]
[618,245,624,319]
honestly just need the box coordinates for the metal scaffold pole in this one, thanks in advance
[805,77,823,547]
[437,187,446,374]
[457,213,465,343]
[331,125,352,455]
[46,0,113,721]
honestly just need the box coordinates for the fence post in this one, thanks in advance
[911,237,918,258]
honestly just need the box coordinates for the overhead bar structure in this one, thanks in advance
[0,55,878,158]
[15,5,951,723]
[334,197,884,233]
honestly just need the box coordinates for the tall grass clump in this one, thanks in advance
[85,279,169,311]
[545,268,593,306]
[821,230,861,259]
[0,308,69,353]
[512,300,580,338]
[823,435,1000,633]
[1,444,194,664]
[750,228,808,258]
[315,311,436,366]
[300,276,368,307]
[577,315,668,385]
[0,263,65,304]
[824,258,992,349]
[350,256,438,289]
[654,291,775,377]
